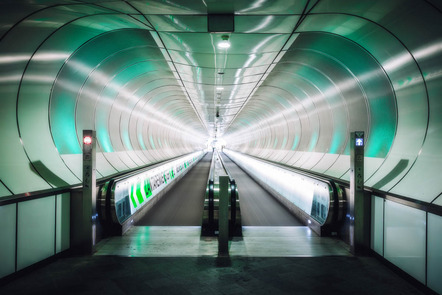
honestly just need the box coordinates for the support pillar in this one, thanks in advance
[81,130,96,253]
[350,131,369,254]
[218,176,229,256]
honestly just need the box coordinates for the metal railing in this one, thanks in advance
[202,150,241,237]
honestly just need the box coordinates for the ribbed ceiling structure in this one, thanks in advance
[0,0,441,205]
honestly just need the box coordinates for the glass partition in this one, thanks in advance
[428,213,442,294]
[384,200,426,283]
[0,203,16,278]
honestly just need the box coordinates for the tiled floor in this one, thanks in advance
[94,226,350,257]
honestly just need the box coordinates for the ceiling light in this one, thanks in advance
[217,35,231,49]
[216,86,224,90]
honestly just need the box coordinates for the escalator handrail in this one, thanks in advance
[216,150,234,182]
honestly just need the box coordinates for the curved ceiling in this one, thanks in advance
[0,0,441,204]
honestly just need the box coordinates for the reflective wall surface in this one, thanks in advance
[1,1,441,204]
[0,0,441,291]
[0,2,208,196]
[224,0,442,205]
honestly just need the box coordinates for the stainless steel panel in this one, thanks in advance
[235,15,299,33]
[1,0,441,207]
[146,15,207,32]
[130,0,206,14]
[0,182,11,198]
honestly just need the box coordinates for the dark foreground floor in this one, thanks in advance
[1,255,426,295]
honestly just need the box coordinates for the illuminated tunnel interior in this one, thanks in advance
[0,0,442,291]
[1,0,441,204]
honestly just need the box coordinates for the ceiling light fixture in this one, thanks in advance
[217,35,231,49]
[216,86,224,90]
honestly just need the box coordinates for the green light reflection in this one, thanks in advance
[291,135,299,150]
[122,130,133,150]
[149,135,156,149]
[51,93,81,154]
[96,119,114,153]
[366,95,396,158]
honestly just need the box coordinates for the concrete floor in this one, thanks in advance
[0,254,426,294]
[94,226,350,257]
[0,225,428,295]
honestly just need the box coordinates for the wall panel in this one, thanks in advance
[0,203,16,278]
[56,193,70,253]
[17,197,55,271]
[384,200,426,283]
[427,213,442,294]
[370,196,384,255]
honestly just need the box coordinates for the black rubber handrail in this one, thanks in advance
[0,151,203,206]
[0,184,80,206]
[98,151,200,184]
[208,151,216,183]
[230,179,237,231]
[216,150,234,182]
[207,152,216,225]
[223,150,442,217]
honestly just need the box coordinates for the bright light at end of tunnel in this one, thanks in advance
[207,137,226,150]
[83,136,92,145]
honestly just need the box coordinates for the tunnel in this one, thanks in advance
[0,1,441,294]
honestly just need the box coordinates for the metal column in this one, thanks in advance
[218,176,229,256]
[82,130,97,253]
[350,131,370,254]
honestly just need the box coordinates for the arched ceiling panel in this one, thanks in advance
[0,0,441,204]
[224,30,397,182]
[0,2,208,195]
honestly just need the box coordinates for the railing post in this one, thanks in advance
[218,176,229,256]
[350,131,369,254]
[82,130,97,253]
[208,180,214,226]
[230,179,236,234]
